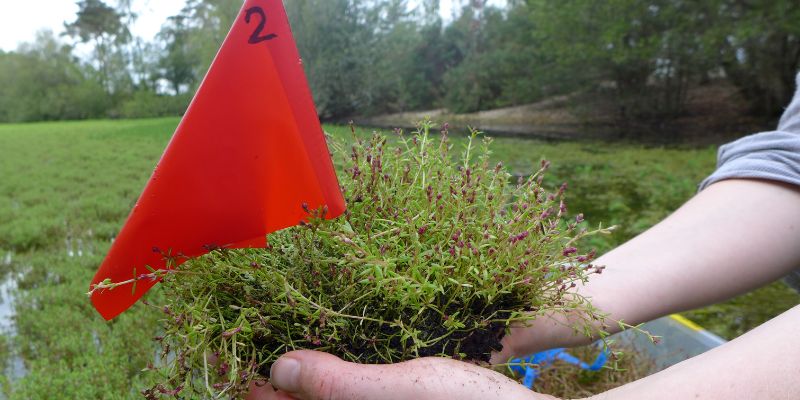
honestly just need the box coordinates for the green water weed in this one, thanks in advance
[146,121,613,398]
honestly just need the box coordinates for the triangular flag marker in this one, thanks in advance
[90,0,345,320]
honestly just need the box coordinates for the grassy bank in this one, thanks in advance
[0,118,797,398]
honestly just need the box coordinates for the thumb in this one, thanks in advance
[268,350,554,400]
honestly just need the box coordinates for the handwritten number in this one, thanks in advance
[245,6,277,44]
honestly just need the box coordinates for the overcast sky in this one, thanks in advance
[0,0,506,52]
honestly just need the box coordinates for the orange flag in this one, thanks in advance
[90,0,345,320]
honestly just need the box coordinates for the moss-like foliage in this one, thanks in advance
[145,122,611,398]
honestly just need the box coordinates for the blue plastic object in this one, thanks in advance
[509,347,609,388]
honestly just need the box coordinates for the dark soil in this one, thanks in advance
[250,294,519,377]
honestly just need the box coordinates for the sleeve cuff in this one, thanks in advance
[699,130,800,191]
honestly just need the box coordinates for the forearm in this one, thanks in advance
[497,178,800,357]
[587,304,800,400]
[585,178,800,324]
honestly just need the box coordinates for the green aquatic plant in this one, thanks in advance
[144,121,614,398]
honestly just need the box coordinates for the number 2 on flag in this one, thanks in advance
[245,6,278,44]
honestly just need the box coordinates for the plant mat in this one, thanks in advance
[138,122,634,398]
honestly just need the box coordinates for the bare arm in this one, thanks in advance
[588,303,800,400]
[495,178,800,359]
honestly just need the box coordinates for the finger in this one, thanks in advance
[491,315,562,364]
[269,350,552,400]
[491,324,531,365]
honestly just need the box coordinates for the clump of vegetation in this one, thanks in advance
[145,121,614,398]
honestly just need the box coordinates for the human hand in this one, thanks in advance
[246,350,558,400]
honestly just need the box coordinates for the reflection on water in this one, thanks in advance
[0,274,17,333]
[1,269,28,386]
[65,237,93,258]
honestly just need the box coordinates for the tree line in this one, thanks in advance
[0,0,798,134]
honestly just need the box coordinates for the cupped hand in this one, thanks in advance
[247,350,557,400]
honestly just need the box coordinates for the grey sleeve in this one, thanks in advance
[698,72,800,191]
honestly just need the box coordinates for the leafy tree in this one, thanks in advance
[527,0,717,122]
[179,0,243,82]
[711,0,800,117]
[63,0,132,93]
[284,0,380,118]
[392,19,452,110]
[157,15,201,94]
[0,31,107,122]
[2,0,798,128]
[128,37,161,92]
[356,1,451,113]
[443,2,543,113]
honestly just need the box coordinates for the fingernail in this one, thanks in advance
[270,357,301,393]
